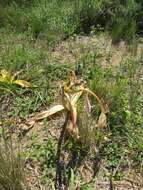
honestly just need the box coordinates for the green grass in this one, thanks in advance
[1,0,143,43]
[0,1,143,189]
[1,31,143,188]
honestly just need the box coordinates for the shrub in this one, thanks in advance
[1,0,143,43]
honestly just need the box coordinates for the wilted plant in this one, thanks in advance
[28,71,108,138]
[0,69,32,93]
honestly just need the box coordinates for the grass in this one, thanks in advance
[0,1,143,189]
[1,32,143,189]
[0,130,30,190]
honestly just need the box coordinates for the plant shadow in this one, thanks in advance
[55,117,103,190]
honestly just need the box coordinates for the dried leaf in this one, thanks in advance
[0,69,11,82]
[14,80,32,88]
[71,91,83,105]
[62,92,78,128]
[70,105,77,129]
[62,91,72,111]
[28,104,65,123]
[84,88,106,113]
[0,69,33,89]
[25,71,108,140]
[67,120,79,139]
[97,112,107,128]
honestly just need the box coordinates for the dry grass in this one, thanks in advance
[0,133,30,190]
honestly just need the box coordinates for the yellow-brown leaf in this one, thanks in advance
[71,91,83,105]
[97,112,107,128]
[67,120,79,139]
[28,104,65,123]
[14,80,32,87]
[0,69,11,82]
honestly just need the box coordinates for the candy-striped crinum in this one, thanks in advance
[28,71,108,139]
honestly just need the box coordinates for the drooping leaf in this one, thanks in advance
[0,69,33,90]
[84,88,107,113]
[14,80,32,88]
[25,71,108,139]
[28,104,65,125]
[97,112,107,128]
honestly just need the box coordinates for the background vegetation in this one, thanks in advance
[0,0,143,43]
[0,0,143,189]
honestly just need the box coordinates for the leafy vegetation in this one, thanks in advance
[1,0,143,43]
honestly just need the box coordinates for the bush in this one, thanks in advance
[1,0,143,43]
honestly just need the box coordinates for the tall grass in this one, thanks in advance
[0,132,30,190]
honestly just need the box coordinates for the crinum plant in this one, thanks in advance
[28,71,108,138]
[0,69,32,93]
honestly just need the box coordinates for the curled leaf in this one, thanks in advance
[84,88,107,113]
